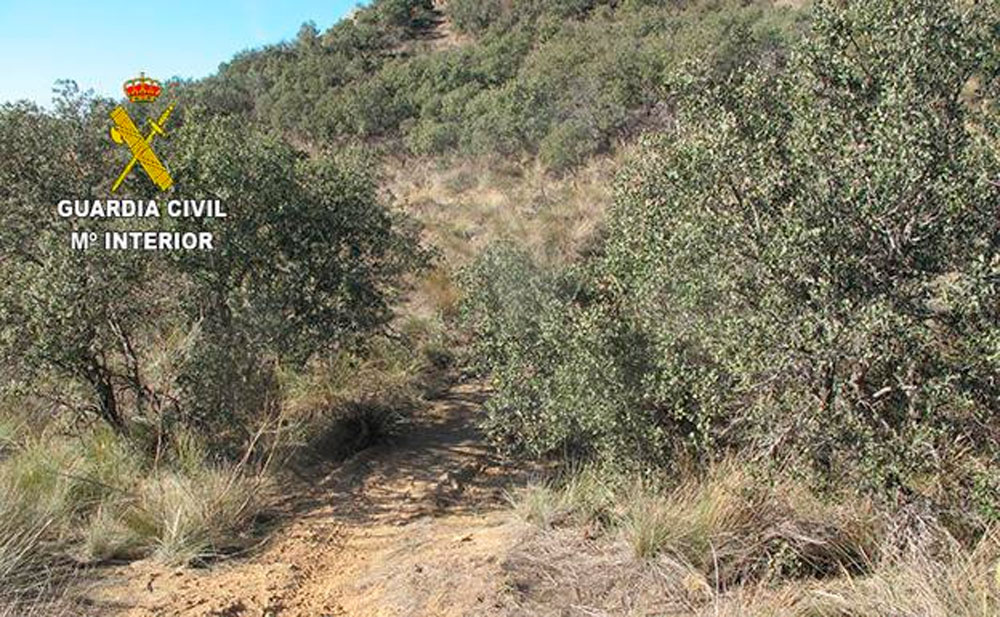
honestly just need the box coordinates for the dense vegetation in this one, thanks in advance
[0,85,426,448]
[2,0,999,612]
[180,0,804,171]
[0,81,428,607]
[463,0,1000,535]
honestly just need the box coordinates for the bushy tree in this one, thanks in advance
[165,113,426,440]
[0,85,154,432]
[0,89,427,449]
[464,0,1000,514]
[604,0,1000,487]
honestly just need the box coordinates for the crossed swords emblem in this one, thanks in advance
[109,103,176,192]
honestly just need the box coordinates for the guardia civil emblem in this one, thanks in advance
[109,72,176,192]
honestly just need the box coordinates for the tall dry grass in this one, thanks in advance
[505,462,1000,615]
[512,463,880,586]
[385,154,614,268]
[120,466,267,565]
[0,479,75,616]
[382,154,616,334]
[0,410,272,574]
[805,530,1000,617]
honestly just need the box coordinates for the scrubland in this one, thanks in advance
[1,0,999,614]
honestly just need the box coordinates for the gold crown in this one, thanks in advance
[123,72,162,103]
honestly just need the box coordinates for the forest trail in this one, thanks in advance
[85,381,535,617]
[413,0,468,52]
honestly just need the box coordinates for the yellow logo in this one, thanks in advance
[109,73,175,192]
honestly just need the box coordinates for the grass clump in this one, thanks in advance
[622,467,880,586]
[506,464,1000,615]
[510,466,617,529]
[122,467,266,565]
[0,483,53,604]
[513,462,881,588]
[803,530,1000,617]
[80,506,144,563]
[0,434,106,535]
[0,416,271,573]
[0,453,76,615]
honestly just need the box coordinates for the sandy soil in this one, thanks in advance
[82,382,536,617]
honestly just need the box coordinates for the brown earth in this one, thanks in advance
[81,382,539,617]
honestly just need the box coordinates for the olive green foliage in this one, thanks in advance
[446,0,503,34]
[0,86,157,433]
[165,113,427,444]
[461,243,675,462]
[0,85,427,448]
[181,0,803,171]
[463,0,1000,521]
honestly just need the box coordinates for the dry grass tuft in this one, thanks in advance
[0,484,51,599]
[619,465,881,586]
[503,463,1000,616]
[0,480,76,616]
[0,411,271,569]
[805,530,1000,617]
[121,466,268,565]
[509,466,617,530]
[513,462,881,587]
[498,527,713,616]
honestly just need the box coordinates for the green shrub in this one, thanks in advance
[369,0,436,30]
[0,93,427,452]
[464,0,1000,519]
[461,242,701,464]
[447,0,504,34]
[539,120,600,173]
[189,0,799,171]
[462,81,554,157]
[603,0,1000,493]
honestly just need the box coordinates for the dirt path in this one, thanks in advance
[409,0,468,52]
[85,381,534,617]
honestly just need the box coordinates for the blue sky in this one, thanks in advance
[0,1,361,106]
